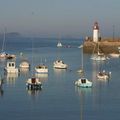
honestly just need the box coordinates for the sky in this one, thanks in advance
[0,0,120,38]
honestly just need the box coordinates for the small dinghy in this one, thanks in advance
[26,77,42,90]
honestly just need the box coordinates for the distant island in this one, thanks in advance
[0,32,21,38]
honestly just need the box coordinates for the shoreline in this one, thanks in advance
[83,39,120,54]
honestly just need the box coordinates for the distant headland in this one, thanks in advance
[0,32,21,38]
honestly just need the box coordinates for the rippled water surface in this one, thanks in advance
[0,37,120,120]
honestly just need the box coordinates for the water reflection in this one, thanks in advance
[5,73,19,85]
[35,73,48,81]
[0,88,4,96]
[27,89,41,96]
[26,89,42,101]
[53,68,66,75]
[75,87,92,120]
[19,68,30,75]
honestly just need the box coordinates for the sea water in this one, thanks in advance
[0,37,120,120]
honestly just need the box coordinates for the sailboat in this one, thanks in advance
[91,42,107,61]
[75,46,92,87]
[57,41,62,48]
[0,29,16,59]
[75,77,92,88]
[26,38,42,90]
[53,47,68,69]
[0,29,7,59]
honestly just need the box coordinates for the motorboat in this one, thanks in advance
[35,64,48,74]
[19,60,30,68]
[0,52,7,59]
[6,54,16,59]
[53,60,68,69]
[4,61,19,73]
[97,70,111,80]
[75,77,92,88]
[26,77,42,90]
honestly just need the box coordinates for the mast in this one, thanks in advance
[1,28,6,52]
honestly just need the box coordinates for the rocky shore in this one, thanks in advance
[83,39,120,54]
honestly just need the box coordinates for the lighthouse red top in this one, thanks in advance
[93,22,99,30]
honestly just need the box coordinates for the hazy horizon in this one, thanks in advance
[0,0,120,38]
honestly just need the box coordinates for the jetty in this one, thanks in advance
[83,38,120,54]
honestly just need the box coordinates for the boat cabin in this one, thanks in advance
[81,78,86,83]
[5,61,19,73]
[7,62,16,69]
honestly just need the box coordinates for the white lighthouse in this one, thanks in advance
[93,22,99,42]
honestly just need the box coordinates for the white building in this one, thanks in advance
[93,22,99,42]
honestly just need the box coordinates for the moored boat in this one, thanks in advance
[26,77,42,90]
[97,70,111,80]
[19,60,30,68]
[75,78,92,88]
[35,65,48,74]
[53,60,68,69]
[4,61,19,73]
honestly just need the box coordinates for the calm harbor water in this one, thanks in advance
[0,37,120,120]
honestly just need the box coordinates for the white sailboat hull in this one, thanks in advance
[75,78,92,87]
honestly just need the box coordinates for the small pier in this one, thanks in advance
[83,39,120,54]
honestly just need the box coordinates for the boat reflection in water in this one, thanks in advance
[0,88,4,96]
[35,73,48,81]
[0,77,4,96]
[53,68,66,75]
[5,73,19,85]
[27,89,41,96]
[75,86,92,120]
[19,67,30,75]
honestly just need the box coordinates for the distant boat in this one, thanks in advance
[91,42,107,61]
[0,29,16,59]
[75,78,92,88]
[4,61,19,73]
[57,41,62,48]
[0,29,7,59]
[53,60,68,69]
[97,70,111,80]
